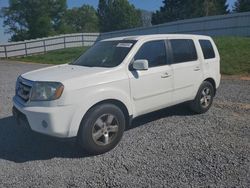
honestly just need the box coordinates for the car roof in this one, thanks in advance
[101,34,211,42]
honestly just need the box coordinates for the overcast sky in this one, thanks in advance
[0,0,236,43]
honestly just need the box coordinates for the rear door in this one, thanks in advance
[168,38,203,103]
[199,39,220,87]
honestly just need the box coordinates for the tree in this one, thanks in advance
[140,10,152,27]
[203,0,228,16]
[216,0,229,14]
[152,0,197,25]
[49,0,68,34]
[233,0,250,12]
[152,0,229,25]
[97,0,142,32]
[65,5,99,33]
[1,0,67,41]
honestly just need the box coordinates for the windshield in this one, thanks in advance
[71,40,136,68]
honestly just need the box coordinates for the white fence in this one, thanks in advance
[0,33,99,58]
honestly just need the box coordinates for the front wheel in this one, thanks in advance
[78,103,125,154]
[189,81,215,114]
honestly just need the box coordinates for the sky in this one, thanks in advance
[0,0,236,43]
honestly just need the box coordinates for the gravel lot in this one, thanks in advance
[0,60,249,187]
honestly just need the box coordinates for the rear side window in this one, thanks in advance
[170,39,197,63]
[199,40,215,59]
[134,40,167,67]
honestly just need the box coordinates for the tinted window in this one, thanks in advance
[72,40,136,68]
[199,40,215,59]
[170,39,197,63]
[134,40,167,67]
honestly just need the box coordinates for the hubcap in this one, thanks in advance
[92,114,119,146]
[200,87,212,108]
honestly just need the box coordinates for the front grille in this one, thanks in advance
[16,77,33,102]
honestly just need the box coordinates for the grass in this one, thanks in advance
[213,37,250,75]
[14,47,89,65]
[13,37,250,75]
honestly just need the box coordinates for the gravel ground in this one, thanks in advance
[0,60,249,187]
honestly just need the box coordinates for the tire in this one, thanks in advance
[189,81,215,114]
[78,103,126,154]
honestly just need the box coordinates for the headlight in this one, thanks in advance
[30,82,64,101]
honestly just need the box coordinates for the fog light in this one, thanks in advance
[41,120,48,128]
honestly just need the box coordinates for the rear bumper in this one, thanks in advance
[216,73,221,89]
[13,96,76,138]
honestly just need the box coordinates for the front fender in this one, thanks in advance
[67,85,133,137]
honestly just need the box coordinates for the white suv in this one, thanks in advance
[13,34,221,154]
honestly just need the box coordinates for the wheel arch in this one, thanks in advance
[88,99,130,125]
[204,77,216,96]
[76,99,131,135]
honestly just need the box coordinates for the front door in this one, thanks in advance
[128,40,174,116]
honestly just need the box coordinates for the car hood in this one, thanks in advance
[21,64,109,82]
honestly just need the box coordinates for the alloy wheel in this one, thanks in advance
[200,87,212,108]
[92,114,119,146]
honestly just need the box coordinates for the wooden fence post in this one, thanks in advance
[24,43,28,56]
[4,45,7,58]
[43,40,46,53]
[64,36,66,48]
[82,34,84,46]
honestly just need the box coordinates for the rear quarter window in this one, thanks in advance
[199,40,216,59]
[170,39,197,64]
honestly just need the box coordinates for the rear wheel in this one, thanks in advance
[189,81,214,114]
[78,103,125,154]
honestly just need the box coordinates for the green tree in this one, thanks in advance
[152,0,196,25]
[152,0,229,25]
[216,0,229,14]
[202,0,228,16]
[49,0,68,33]
[1,0,67,41]
[65,5,99,33]
[233,0,250,12]
[97,0,142,32]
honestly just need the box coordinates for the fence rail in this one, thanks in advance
[0,33,99,58]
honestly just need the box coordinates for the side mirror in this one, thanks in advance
[132,59,149,71]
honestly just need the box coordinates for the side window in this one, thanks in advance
[170,39,197,64]
[199,40,215,59]
[134,40,167,67]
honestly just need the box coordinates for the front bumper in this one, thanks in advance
[13,96,76,138]
[12,106,31,130]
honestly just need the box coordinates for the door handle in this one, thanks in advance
[194,66,201,71]
[161,72,171,78]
